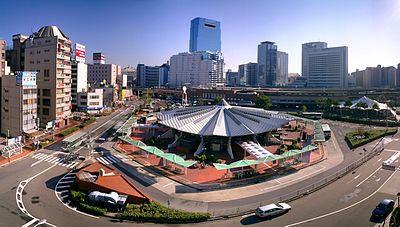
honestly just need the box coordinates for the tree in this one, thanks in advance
[213,96,223,104]
[316,97,334,111]
[377,94,387,103]
[255,95,272,110]
[344,99,352,107]
[302,105,307,113]
[356,102,368,108]
[372,103,379,109]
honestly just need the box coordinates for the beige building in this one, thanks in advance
[77,88,103,114]
[1,72,38,137]
[88,53,121,87]
[24,26,72,128]
[0,40,5,77]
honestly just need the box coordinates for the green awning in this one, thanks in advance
[302,144,318,152]
[213,163,231,170]
[228,159,259,168]
[280,149,303,158]
[256,154,284,163]
[143,146,165,156]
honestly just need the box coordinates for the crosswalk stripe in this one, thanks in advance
[63,176,75,180]
[34,153,46,159]
[32,153,42,158]
[52,157,63,164]
[61,163,68,167]
[58,190,69,194]
[61,194,69,199]
[66,172,75,176]
[107,156,121,163]
[43,155,54,161]
[59,180,75,184]
[103,156,115,164]
[96,158,105,165]
[69,162,79,169]
[98,157,109,165]
[48,157,59,163]
[57,185,71,189]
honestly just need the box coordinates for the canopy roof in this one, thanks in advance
[159,99,289,137]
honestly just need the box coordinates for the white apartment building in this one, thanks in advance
[302,42,348,88]
[71,61,87,110]
[77,89,103,114]
[87,53,121,87]
[168,51,224,87]
[24,26,72,128]
[1,72,37,137]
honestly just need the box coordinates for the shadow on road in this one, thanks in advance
[45,173,64,191]
[240,213,287,225]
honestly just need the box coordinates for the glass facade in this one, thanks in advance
[189,17,221,53]
[257,41,277,87]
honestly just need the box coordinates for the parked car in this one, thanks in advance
[256,203,291,218]
[371,199,394,220]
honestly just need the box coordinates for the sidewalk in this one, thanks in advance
[106,130,345,213]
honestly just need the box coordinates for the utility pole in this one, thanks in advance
[35,118,40,152]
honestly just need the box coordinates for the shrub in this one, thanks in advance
[70,188,107,216]
[390,207,400,227]
[121,202,210,223]
[345,128,397,149]
[58,127,80,137]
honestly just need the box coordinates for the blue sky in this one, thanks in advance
[1,0,399,73]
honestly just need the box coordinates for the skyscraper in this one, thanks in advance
[189,17,221,52]
[276,51,288,86]
[257,41,277,86]
[24,26,72,128]
[238,63,258,86]
[302,42,348,88]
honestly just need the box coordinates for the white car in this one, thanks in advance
[256,203,291,218]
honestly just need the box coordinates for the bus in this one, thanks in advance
[61,131,87,152]
[321,124,331,139]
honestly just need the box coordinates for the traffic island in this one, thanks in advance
[345,128,397,149]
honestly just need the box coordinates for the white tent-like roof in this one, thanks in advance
[349,96,387,109]
[158,99,289,137]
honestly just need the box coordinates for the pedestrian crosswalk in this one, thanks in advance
[96,155,124,165]
[31,153,79,169]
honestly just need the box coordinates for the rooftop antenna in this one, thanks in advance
[182,86,188,107]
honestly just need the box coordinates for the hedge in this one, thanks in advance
[322,114,400,127]
[70,188,107,216]
[390,207,400,227]
[121,202,210,223]
[80,117,96,128]
[345,128,397,149]
[58,127,80,137]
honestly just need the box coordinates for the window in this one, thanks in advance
[44,69,50,77]
[44,49,50,52]
[37,50,41,54]
[37,89,40,95]
[90,95,99,99]
[43,89,51,96]
[89,102,99,106]
[44,59,50,62]
[42,108,49,115]
[45,40,51,43]
[80,102,87,105]
[42,99,51,106]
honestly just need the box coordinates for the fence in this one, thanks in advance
[210,139,385,218]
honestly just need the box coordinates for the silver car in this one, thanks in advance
[256,203,291,218]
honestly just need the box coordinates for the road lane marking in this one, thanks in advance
[356,166,381,188]
[354,174,360,180]
[242,213,255,218]
[275,179,282,184]
[378,158,382,162]
[21,218,38,227]
[285,169,398,227]
[59,180,75,184]
[69,162,79,169]
[163,182,173,188]
[30,160,43,167]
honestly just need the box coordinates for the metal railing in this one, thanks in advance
[210,139,385,218]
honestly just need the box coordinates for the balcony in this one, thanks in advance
[57,54,70,61]
[57,64,71,70]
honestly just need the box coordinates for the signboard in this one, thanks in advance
[74,43,86,63]
[16,71,37,86]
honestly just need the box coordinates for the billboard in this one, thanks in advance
[93,52,105,64]
[16,71,37,86]
[74,43,86,62]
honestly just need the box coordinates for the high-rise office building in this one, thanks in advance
[276,51,288,86]
[238,63,258,86]
[136,63,169,88]
[24,26,72,128]
[189,17,221,52]
[88,53,121,87]
[257,41,277,86]
[6,34,29,72]
[1,72,38,137]
[71,43,87,111]
[169,51,224,87]
[226,70,239,86]
[302,42,348,88]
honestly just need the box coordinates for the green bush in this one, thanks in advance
[80,117,96,128]
[345,128,397,149]
[390,207,400,227]
[121,202,210,223]
[58,127,80,137]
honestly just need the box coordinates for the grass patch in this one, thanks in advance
[80,117,96,128]
[58,126,80,137]
[345,128,397,149]
[120,202,210,223]
[70,187,107,216]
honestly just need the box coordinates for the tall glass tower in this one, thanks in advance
[189,17,221,52]
[257,41,277,87]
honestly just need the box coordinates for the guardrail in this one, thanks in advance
[211,139,385,218]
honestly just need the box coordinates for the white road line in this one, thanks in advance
[43,155,54,162]
[31,153,42,158]
[354,174,360,180]
[63,175,75,180]
[96,158,105,165]
[103,156,114,164]
[66,172,75,176]
[69,162,79,169]
[30,160,43,167]
[61,163,68,167]
[378,158,382,162]
[33,153,46,159]
[59,180,75,184]
[163,182,173,188]
[58,190,69,194]
[57,185,71,189]
[98,157,110,165]
[47,157,59,163]
[275,179,282,184]
[65,162,74,168]
[107,156,121,163]
[356,166,381,188]
[285,170,398,227]
[61,194,69,199]
[241,213,255,218]
[50,157,62,164]
[21,218,38,227]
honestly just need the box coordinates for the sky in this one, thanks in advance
[1,0,399,73]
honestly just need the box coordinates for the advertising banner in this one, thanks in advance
[16,71,37,86]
